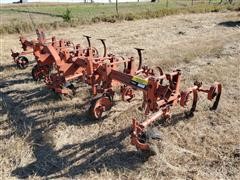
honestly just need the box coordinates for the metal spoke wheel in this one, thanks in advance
[32,65,51,81]
[16,56,29,69]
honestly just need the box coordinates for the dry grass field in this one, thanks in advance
[1,1,239,34]
[1,11,240,179]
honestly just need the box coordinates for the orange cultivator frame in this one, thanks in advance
[130,79,222,153]
[11,29,103,84]
[33,41,222,152]
[82,49,222,154]
[11,30,222,155]
[20,30,139,98]
[11,29,50,69]
[42,44,140,98]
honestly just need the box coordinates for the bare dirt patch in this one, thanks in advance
[1,11,240,179]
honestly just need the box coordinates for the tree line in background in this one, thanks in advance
[15,0,234,4]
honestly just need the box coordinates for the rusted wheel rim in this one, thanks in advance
[17,56,29,69]
[91,96,112,120]
[94,105,104,118]
[122,86,134,102]
[32,65,50,81]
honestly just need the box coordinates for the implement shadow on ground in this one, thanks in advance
[1,77,147,178]
[2,66,199,178]
[0,60,36,73]
[218,21,240,27]
[11,127,147,179]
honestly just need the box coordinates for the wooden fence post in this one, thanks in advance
[116,0,119,17]
[166,0,169,8]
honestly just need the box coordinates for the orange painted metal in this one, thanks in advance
[11,30,222,153]
[88,54,221,151]
[129,72,222,152]
[29,33,140,97]
[11,29,49,69]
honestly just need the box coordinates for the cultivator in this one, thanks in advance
[130,75,222,153]
[80,51,221,152]
[11,29,48,69]
[10,29,222,155]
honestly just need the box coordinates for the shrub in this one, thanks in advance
[125,13,135,21]
[62,8,72,22]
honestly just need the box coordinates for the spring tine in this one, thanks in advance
[134,48,144,70]
[210,83,222,111]
[98,39,107,57]
[83,35,92,47]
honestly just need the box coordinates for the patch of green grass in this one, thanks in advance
[0,1,239,34]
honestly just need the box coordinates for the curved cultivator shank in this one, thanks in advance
[208,82,222,110]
